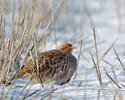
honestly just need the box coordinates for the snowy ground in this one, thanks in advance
[1,0,125,100]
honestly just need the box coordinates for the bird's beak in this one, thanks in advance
[71,46,76,49]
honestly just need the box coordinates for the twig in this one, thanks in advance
[30,50,44,88]
[89,51,102,87]
[14,75,35,100]
[93,28,102,87]
[105,72,121,89]
[93,38,118,68]
[103,59,117,80]
[113,47,125,72]
[72,40,82,83]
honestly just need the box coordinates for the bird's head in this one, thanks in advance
[58,42,76,54]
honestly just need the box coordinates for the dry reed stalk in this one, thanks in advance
[14,75,35,100]
[6,14,30,85]
[105,71,121,89]
[81,40,104,63]
[93,38,118,68]
[0,0,48,80]
[121,84,125,88]
[30,48,44,88]
[72,40,82,83]
[0,0,53,98]
[93,28,102,87]
[36,0,69,50]
[6,13,31,85]
[0,17,6,81]
[24,89,40,99]
[103,59,117,81]
[103,59,117,70]
[89,51,102,87]
[25,82,55,99]
[113,90,123,100]
[0,0,73,99]
[113,47,125,72]
[21,89,29,100]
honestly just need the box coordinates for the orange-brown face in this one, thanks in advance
[58,43,75,54]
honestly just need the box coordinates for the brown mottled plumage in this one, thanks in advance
[11,42,77,85]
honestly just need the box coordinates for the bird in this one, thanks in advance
[10,42,77,85]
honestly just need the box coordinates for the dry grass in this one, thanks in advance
[72,40,82,83]
[93,28,102,87]
[0,0,125,100]
[0,0,69,99]
[113,47,125,72]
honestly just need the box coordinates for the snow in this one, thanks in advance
[1,0,125,100]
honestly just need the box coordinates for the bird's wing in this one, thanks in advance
[12,50,65,79]
[38,50,66,72]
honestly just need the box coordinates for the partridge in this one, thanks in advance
[11,42,77,85]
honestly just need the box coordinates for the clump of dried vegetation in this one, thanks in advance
[0,0,69,99]
[0,0,125,100]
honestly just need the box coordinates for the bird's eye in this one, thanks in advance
[65,46,68,48]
